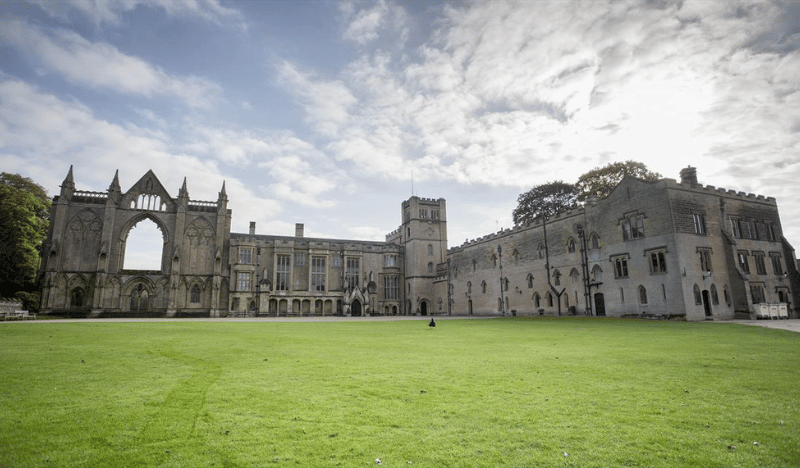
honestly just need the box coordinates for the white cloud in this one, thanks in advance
[340,0,409,46]
[29,0,245,29]
[0,19,222,108]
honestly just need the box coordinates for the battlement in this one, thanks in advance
[72,190,108,204]
[188,200,218,212]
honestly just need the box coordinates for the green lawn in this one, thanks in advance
[1,318,798,467]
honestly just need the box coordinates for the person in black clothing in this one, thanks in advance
[429,318,436,327]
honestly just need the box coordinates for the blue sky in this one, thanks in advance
[2,0,799,267]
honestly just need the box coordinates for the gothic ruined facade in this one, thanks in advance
[40,167,231,317]
[40,167,798,320]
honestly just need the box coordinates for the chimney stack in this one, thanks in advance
[295,223,304,238]
[680,166,698,186]
[249,221,256,235]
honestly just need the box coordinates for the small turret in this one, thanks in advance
[107,169,121,203]
[59,165,75,201]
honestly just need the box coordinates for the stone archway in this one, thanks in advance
[351,299,362,316]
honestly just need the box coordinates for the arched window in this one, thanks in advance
[591,265,603,282]
[491,254,497,268]
[427,262,434,273]
[553,270,561,286]
[427,244,433,255]
[570,268,580,284]
[481,281,487,294]
[568,238,576,253]
[472,259,477,271]
[130,284,149,311]
[533,292,541,308]
[638,285,647,305]
[190,284,201,303]
[538,244,545,259]
[710,284,719,305]
[467,281,472,294]
[527,273,534,288]
[70,287,84,309]
[503,278,509,291]
[693,284,702,305]
[590,233,599,249]
[546,292,553,307]
[723,284,731,306]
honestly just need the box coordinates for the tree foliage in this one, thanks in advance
[512,181,579,226]
[575,160,661,201]
[0,173,51,304]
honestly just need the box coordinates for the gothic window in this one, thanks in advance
[710,284,719,305]
[724,285,731,305]
[693,213,706,235]
[427,262,434,274]
[570,269,580,284]
[750,284,766,304]
[638,285,648,305]
[648,249,667,274]
[503,278,509,291]
[765,222,776,241]
[467,281,472,294]
[612,255,629,278]
[591,265,603,283]
[538,244,545,259]
[472,259,477,272]
[698,248,712,272]
[770,253,783,275]
[590,233,599,249]
[384,276,398,300]
[276,255,291,291]
[481,281,487,294]
[427,244,433,256]
[385,255,396,267]
[130,284,149,311]
[237,272,251,291]
[753,252,767,275]
[311,257,326,292]
[491,253,497,268]
[737,251,750,273]
[730,217,742,238]
[239,248,252,264]
[70,287,84,309]
[553,270,561,286]
[546,292,553,307]
[533,292,541,308]
[527,274,533,289]
[693,284,702,305]
[346,258,360,290]
[567,238,576,253]
[622,213,645,240]
[190,284,201,303]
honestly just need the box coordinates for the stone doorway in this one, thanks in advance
[594,293,606,316]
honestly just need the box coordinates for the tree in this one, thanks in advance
[512,181,579,226]
[0,173,51,309]
[575,160,661,201]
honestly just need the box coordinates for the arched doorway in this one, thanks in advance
[351,299,362,316]
[702,290,712,317]
[594,293,605,316]
[420,300,428,316]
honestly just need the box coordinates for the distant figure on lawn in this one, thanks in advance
[429,318,436,327]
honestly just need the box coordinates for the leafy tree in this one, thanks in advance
[512,181,579,226]
[0,173,51,309]
[575,160,661,201]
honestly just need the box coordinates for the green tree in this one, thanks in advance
[0,173,51,309]
[575,160,661,201]
[512,181,579,226]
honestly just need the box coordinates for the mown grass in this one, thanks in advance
[0,318,798,467]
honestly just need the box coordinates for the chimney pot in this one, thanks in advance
[295,223,304,238]
[680,166,698,186]
[249,221,256,235]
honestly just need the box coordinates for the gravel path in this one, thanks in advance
[5,315,800,333]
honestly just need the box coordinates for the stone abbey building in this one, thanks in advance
[40,166,798,321]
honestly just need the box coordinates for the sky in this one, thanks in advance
[1,0,799,268]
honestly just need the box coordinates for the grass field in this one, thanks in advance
[1,317,798,467]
